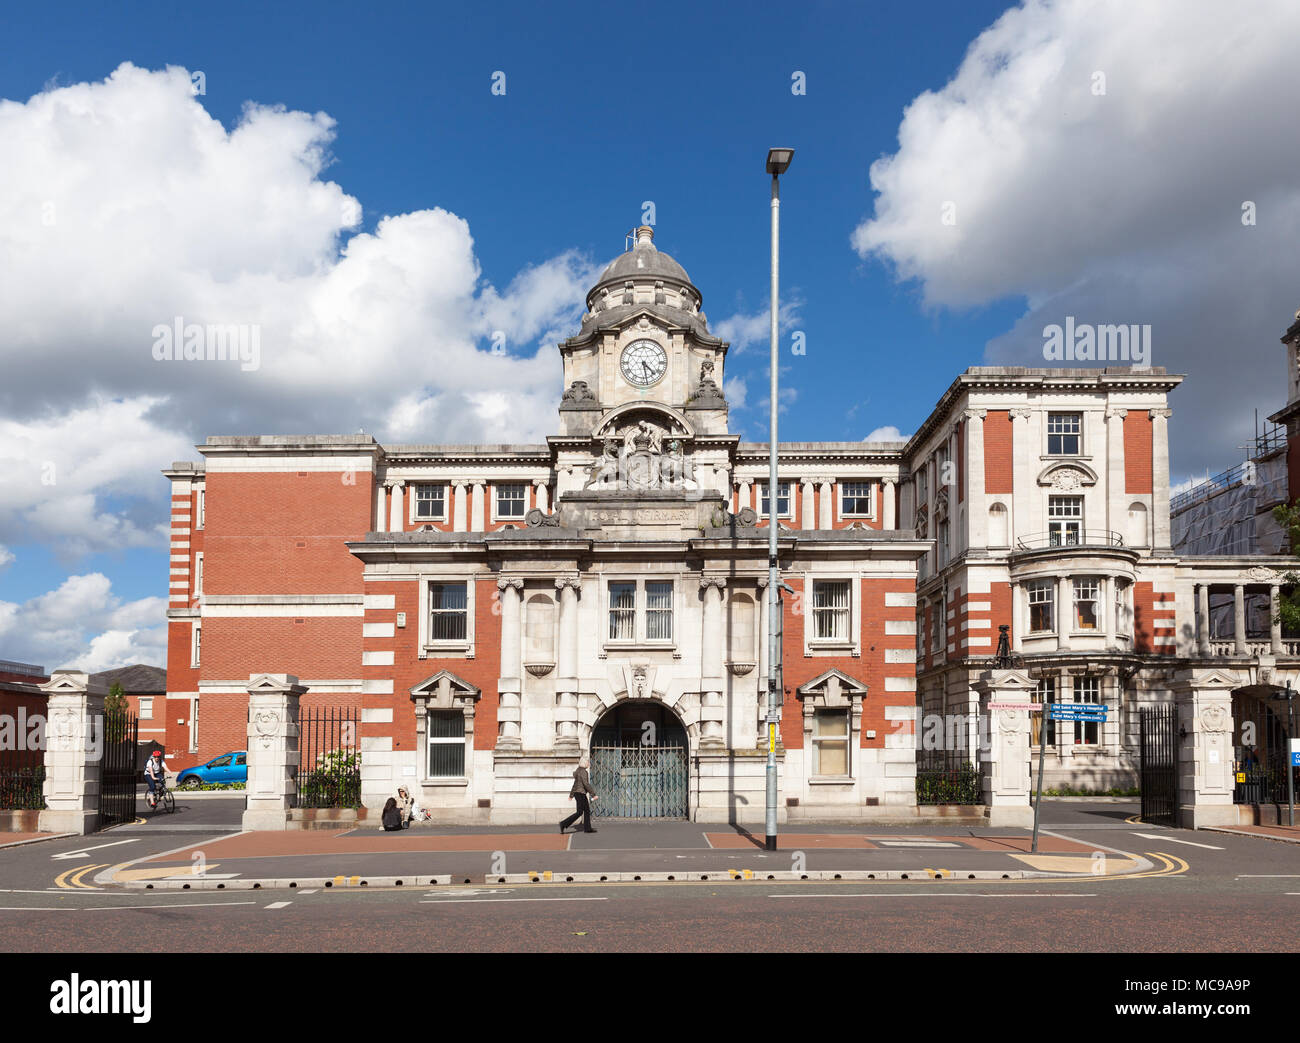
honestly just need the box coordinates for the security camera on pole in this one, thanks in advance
[764,147,793,852]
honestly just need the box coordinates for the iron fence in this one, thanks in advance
[294,706,361,809]
[590,744,688,818]
[0,750,44,810]
[915,752,981,805]
[99,707,139,830]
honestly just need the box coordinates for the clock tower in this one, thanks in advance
[557,225,730,437]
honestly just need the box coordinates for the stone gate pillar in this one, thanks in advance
[1169,668,1237,828]
[972,668,1036,827]
[242,673,306,831]
[38,670,108,836]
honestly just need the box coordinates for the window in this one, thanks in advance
[428,582,468,642]
[427,710,466,777]
[841,482,873,517]
[1114,580,1132,639]
[813,709,850,776]
[1047,412,1081,455]
[759,481,791,518]
[931,600,943,656]
[1031,676,1056,746]
[235,753,246,766]
[191,624,201,667]
[196,488,205,529]
[1073,676,1100,745]
[495,483,526,519]
[810,580,851,641]
[606,580,674,644]
[209,754,233,768]
[937,518,949,567]
[1073,578,1099,630]
[608,582,636,640]
[916,468,929,507]
[194,552,203,595]
[646,582,673,641]
[139,697,153,719]
[413,484,446,521]
[1027,581,1054,633]
[1048,496,1082,545]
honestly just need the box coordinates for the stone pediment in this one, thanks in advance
[1036,462,1099,490]
[593,402,694,440]
[410,669,481,708]
[797,668,869,705]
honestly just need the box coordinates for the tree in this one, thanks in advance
[1271,503,1300,630]
[104,682,129,744]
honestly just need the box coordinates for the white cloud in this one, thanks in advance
[0,63,599,561]
[0,545,13,570]
[723,376,748,410]
[864,425,909,443]
[713,295,804,353]
[0,573,167,672]
[851,0,1300,476]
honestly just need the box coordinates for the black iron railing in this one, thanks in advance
[0,758,45,810]
[295,706,361,809]
[915,753,981,805]
[1015,530,1124,551]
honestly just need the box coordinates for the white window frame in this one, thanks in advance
[1031,676,1057,748]
[1072,676,1101,746]
[839,481,875,519]
[193,551,203,596]
[191,623,201,668]
[1047,412,1082,456]
[603,577,677,649]
[196,487,205,530]
[758,481,793,519]
[419,577,476,656]
[1027,581,1055,634]
[1072,577,1100,632]
[492,483,528,522]
[1048,495,1083,546]
[410,483,448,523]
[804,575,859,654]
[426,709,467,778]
[811,707,851,779]
[139,697,154,720]
[1114,580,1132,641]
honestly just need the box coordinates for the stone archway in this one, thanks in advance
[587,700,689,819]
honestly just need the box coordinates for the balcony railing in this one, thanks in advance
[1209,639,1300,657]
[1015,530,1125,551]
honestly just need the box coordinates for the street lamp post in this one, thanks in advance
[764,147,793,852]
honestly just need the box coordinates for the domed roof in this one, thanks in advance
[592,226,693,291]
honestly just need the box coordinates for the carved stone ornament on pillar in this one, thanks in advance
[37,670,108,836]
[971,668,1036,827]
[242,673,307,832]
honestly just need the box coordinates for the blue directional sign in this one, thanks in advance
[1292,751,1300,768]
[1048,703,1108,723]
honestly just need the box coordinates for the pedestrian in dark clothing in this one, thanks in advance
[560,757,598,833]
[381,796,404,831]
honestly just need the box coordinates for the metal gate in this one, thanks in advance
[98,707,138,831]
[1139,706,1177,827]
[590,745,688,819]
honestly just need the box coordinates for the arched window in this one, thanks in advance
[525,593,555,668]
[727,592,756,665]
[988,502,1009,548]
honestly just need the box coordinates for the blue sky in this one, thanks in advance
[2,0,1299,668]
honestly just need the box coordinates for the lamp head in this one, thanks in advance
[765,147,794,175]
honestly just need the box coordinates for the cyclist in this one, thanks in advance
[144,749,170,808]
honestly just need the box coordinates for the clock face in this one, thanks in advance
[620,339,668,387]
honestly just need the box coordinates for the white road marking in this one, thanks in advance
[264,901,292,909]
[420,897,609,904]
[0,901,259,911]
[1129,833,1223,850]
[297,889,318,894]
[1238,874,1300,878]
[768,893,1098,899]
[51,840,140,860]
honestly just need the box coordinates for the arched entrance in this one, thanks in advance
[589,701,688,819]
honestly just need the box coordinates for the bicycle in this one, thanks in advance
[146,779,175,814]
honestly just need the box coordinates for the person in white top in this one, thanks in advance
[144,749,170,808]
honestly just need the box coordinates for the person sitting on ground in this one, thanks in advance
[396,786,415,828]
[381,796,404,832]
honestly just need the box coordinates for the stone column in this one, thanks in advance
[388,480,404,533]
[471,481,486,532]
[1272,584,1284,654]
[1234,584,1247,656]
[1010,408,1036,538]
[374,483,387,534]
[1150,408,1173,548]
[534,479,549,514]
[964,409,986,550]
[1169,668,1237,828]
[738,479,752,513]
[699,577,726,745]
[242,673,306,831]
[38,671,108,835]
[972,668,1036,827]
[1058,574,1073,638]
[496,578,523,748]
[1105,408,1127,537]
[452,480,468,532]
[818,478,834,530]
[881,478,896,530]
[1011,582,1023,653]
[1197,583,1211,655]
[800,479,815,531]
[554,577,581,748]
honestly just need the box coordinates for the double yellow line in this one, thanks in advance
[55,863,107,890]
